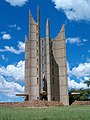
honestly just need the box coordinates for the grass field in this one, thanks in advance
[0,105,90,120]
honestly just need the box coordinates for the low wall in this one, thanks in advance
[0,100,63,107]
[72,100,90,105]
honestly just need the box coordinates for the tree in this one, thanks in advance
[84,79,90,87]
[69,88,90,105]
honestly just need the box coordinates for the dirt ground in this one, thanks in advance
[0,100,63,108]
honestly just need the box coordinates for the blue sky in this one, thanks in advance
[0,0,90,102]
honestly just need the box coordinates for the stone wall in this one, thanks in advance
[72,100,90,105]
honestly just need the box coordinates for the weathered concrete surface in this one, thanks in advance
[24,8,69,105]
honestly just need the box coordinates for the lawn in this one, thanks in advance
[0,105,90,120]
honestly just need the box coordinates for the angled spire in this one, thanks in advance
[37,6,40,39]
[37,6,40,25]
[29,9,31,40]
[25,35,28,42]
[29,9,34,18]
[60,24,65,32]
[46,19,50,37]
[46,19,49,27]
[29,9,36,24]
[25,35,29,51]
[51,24,65,40]
[29,9,36,40]
[60,24,65,39]
[29,9,32,18]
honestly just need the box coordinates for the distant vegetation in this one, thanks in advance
[0,105,90,120]
[69,78,90,105]
[69,88,90,105]
[84,79,90,87]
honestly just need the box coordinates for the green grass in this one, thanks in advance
[0,105,90,120]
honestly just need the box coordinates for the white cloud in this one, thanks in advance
[1,55,8,62]
[1,55,5,60]
[88,50,90,52]
[8,24,16,28]
[18,41,25,51]
[5,0,28,6]
[8,24,21,30]
[82,39,88,42]
[67,61,71,74]
[68,77,88,89]
[52,0,90,21]
[66,37,87,46]
[84,77,90,81]
[17,27,21,31]
[1,31,7,34]
[0,41,25,54]
[70,62,90,78]
[66,37,81,45]
[2,33,11,40]
[0,60,25,81]
[0,60,25,98]
[0,75,24,98]
[67,61,90,89]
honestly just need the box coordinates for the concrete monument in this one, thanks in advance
[24,8,69,105]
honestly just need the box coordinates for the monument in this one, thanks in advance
[24,8,69,105]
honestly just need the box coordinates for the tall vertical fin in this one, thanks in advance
[37,6,40,28]
[24,35,30,94]
[46,19,50,38]
[29,10,37,100]
[46,19,51,101]
[52,24,69,105]
[29,10,31,40]
[37,6,41,98]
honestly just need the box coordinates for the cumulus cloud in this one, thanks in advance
[1,55,5,60]
[5,0,28,6]
[0,41,25,54]
[67,61,90,89]
[0,60,24,98]
[52,0,90,21]
[1,31,7,34]
[1,55,8,61]
[66,37,88,46]
[70,62,90,78]
[17,27,21,30]
[0,61,25,81]
[84,77,90,81]
[68,77,88,89]
[2,33,11,40]
[18,41,25,52]
[8,24,21,31]
[0,75,24,98]
[67,61,71,74]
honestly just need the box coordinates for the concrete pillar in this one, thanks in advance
[52,24,69,105]
[37,7,41,97]
[24,35,30,94]
[29,11,37,100]
[46,19,51,101]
